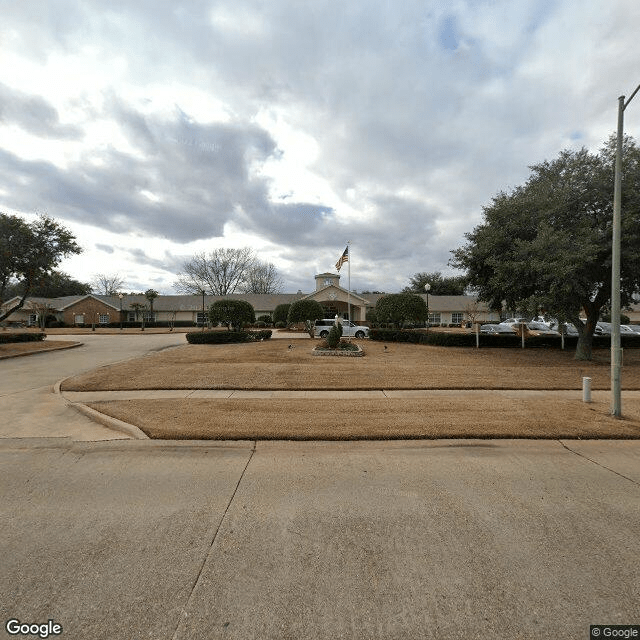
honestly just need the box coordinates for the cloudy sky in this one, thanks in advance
[1,0,639,294]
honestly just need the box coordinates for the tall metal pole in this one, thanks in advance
[425,283,430,334]
[611,83,640,417]
[201,289,205,331]
[611,96,624,416]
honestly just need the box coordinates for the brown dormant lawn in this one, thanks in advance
[61,338,640,391]
[61,339,640,440]
[0,340,81,358]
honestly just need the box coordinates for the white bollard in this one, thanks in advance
[582,377,592,403]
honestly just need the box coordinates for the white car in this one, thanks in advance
[314,319,369,339]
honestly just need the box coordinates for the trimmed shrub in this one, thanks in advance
[375,293,427,328]
[251,329,273,341]
[257,315,272,324]
[255,321,267,328]
[186,331,251,344]
[209,299,255,331]
[274,321,286,328]
[327,324,341,348]
[273,304,291,325]
[0,332,46,344]
[371,329,640,350]
[287,299,324,337]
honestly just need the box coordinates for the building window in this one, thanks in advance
[451,312,463,324]
[142,311,156,322]
[98,314,110,324]
[196,311,207,325]
[127,312,136,322]
[28,314,38,326]
[428,312,441,325]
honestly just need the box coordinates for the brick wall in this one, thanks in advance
[62,299,121,325]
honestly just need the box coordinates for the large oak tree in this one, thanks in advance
[450,135,640,360]
[0,214,82,322]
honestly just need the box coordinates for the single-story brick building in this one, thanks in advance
[1,272,503,327]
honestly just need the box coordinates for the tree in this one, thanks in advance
[450,136,640,360]
[92,273,124,296]
[273,303,291,325]
[241,261,283,294]
[375,293,428,328]
[0,214,82,322]
[287,299,324,337]
[130,302,147,321]
[2,270,91,299]
[144,289,159,323]
[208,299,255,332]
[403,271,467,295]
[174,248,256,295]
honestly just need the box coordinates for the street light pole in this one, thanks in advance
[118,293,123,331]
[611,83,640,417]
[201,289,205,332]
[425,283,431,334]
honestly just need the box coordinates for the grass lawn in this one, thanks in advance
[87,395,640,440]
[61,339,640,440]
[0,340,81,358]
[62,338,640,391]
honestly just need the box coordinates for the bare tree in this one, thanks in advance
[174,248,256,295]
[241,261,283,294]
[92,273,124,296]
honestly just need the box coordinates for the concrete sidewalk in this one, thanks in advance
[62,388,639,401]
[1,437,638,639]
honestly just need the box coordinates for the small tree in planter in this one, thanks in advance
[287,299,324,338]
[209,299,255,332]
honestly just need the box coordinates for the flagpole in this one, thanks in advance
[347,241,351,324]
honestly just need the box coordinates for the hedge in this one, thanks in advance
[368,329,640,349]
[186,329,272,344]
[0,332,46,344]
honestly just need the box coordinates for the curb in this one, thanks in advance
[0,341,84,360]
[55,378,149,440]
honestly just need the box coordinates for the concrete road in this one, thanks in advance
[1,437,638,640]
[0,333,186,439]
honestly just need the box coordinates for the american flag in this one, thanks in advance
[335,246,349,271]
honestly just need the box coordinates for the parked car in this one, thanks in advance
[526,321,559,335]
[550,322,604,336]
[624,324,640,334]
[480,323,516,334]
[500,317,528,325]
[597,322,636,335]
[314,319,369,339]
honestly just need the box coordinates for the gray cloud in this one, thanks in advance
[0,83,82,139]
[1,0,638,293]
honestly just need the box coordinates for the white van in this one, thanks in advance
[314,319,370,339]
